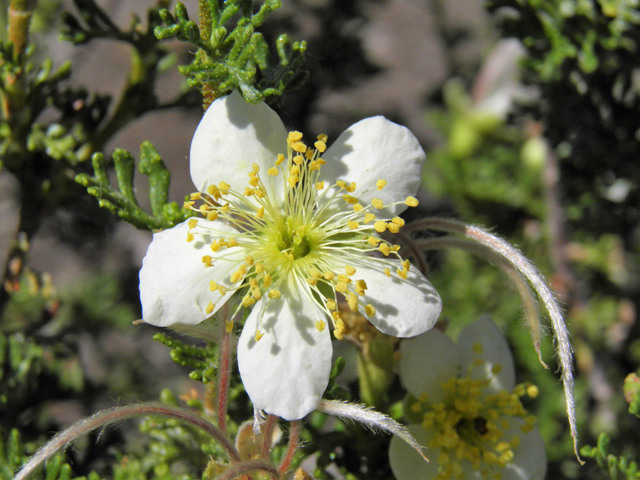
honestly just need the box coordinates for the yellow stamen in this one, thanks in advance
[364,213,376,224]
[372,198,384,209]
[405,196,419,207]
[364,304,376,317]
[267,167,278,176]
[315,320,326,332]
[374,221,387,233]
[376,179,387,190]
[348,220,359,230]
[276,153,285,166]
[255,330,264,341]
[205,302,215,314]
[268,289,281,299]
[188,218,198,229]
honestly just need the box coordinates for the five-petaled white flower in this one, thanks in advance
[389,316,547,480]
[139,91,442,420]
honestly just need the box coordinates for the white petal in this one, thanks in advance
[139,219,244,326]
[237,279,333,420]
[189,91,286,202]
[321,116,425,217]
[389,424,438,480]
[457,315,516,393]
[349,258,441,338]
[501,420,547,480]
[399,329,461,404]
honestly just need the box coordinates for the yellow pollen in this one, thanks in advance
[183,201,195,208]
[371,198,384,209]
[402,259,410,271]
[252,163,260,173]
[348,220,359,230]
[207,184,221,198]
[346,182,356,193]
[364,213,376,224]
[245,255,254,266]
[387,222,400,234]
[527,385,539,398]
[291,165,301,175]
[355,279,367,294]
[337,274,351,284]
[268,289,281,299]
[392,244,401,252]
[292,141,306,153]
[288,175,299,188]
[263,273,272,287]
[343,195,358,204]
[218,285,227,294]
[367,236,380,246]
[249,278,258,289]
[207,211,219,221]
[314,140,327,152]
[190,192,201,201]
[209,280,218,291]
[188,218,198,229]
[405,196,419,207]
[226,320,234,333]
[315,320,326,332]
[332,313,345,340]
[391,217,405,227]
[345,265,356,276]
[336,180,347,190]
[379,243,391,256]
[335,282,348,293]
[202,255,213,267]
[276,153,285,166]
[242,294,256,307]
[210,241,221,252]
[326,299,336,311]
[315,181,325,190]
[293,155,304,165]
[227,238,239,248]
[305,149,314,160]
[255,188,265,198]
[243,187,255,197]
[374,221,387,233]
[347,293,358,311]
[218,181,230,193]
[376,179,387,190]
[205,302,215,314]
[255,263,264,274]
[255,330,264,341]
[267,167,278,176]
[186,232,195,242]
[364,304,375,317]
[317,133,328,143]
[248,176,260,187]
[397,268,408,279]
[287,131,303,143]
[324,271,335,281]
[384,267,391,277]
[353,203,364,212]
[256,207,265,219]
[310,268,323,278]
[306,276,318,286]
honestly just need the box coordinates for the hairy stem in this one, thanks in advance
[260,414,278,459]
[217,305,232,436]
[214,459,280,480]
[14,404,241,480]
[278,420,301,475]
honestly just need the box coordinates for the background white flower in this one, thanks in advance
[139,92,442,420]
[389,316,547,480]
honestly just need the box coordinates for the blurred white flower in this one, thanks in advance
[139,91,442,420]
[389,316,546,480]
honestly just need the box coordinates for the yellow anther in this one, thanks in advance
[186,232,195,242]
[305,149,314,160]
[332,312,344,340]
[347,293,358,312]
[392,244,401,252]
[207,184,221,198]
[309,160,322,171]
[209,280,218,291]
[245,255,254,266]
[315,320,326,332]
[364,213,376,224]
[218,285,227,294]
[248,176,260,187]
[376,179,387,191]
[379,243,391,256]
[188,218,198,229]
[402,259,410,271]
[391,217,405,227]
[183,201,195,208]
[345,265,356,276]
[198,205,210,214]
[218,181,231,193]
[210,240,221,252]
[337,274,351,283]
[315,181,325,190]
[314,140,327,152]
[348,220,359,230]
[255,329,264,341]
[207,211,219,221]
[346,182,356,193]
[242,294,256,307]
[384,267,391,277]
[397,268,408,279]
[287,131,303,144]
[317,133,328,143]
[251,288,262,301]
[387,222,400,234]
[291,165,300,175]
[252,163,260,173]
[267,167,278,176]
[205,302,215,314]
[367,236,380,246]
[372,198,384,209]
[326,299,336,311]
[364,304,376,317]
[473,342,484,354]
[255,263,264,274]
[190,192,201,201]
[227,238,239,248]
[405,196,419,207]
[335,282,348,293]
[343,195,358,204]
[202,255,213,267]
[268,289,281,299]
[243,187,255,196]
[324,271,335,281]
[255,188,265,198]
[336,180,347,190]
[287,175,299,188]
[256,207,265,219]
[310,268,323,278]
[276,153,285,166]
[306,276,318,286]
[226,320,234,333]
[292,141,307,153]
[353,203,364,212]
[527,385,539,398]
[374,221,387,233]
[355,279,367,292]
[263,273,272,287]
[291,156,303,166]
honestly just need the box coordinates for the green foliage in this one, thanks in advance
[581,433,640,480]
[75,142,188,230]
[155,0,308,104]
[152,332,217,383]
[624,374,640,419]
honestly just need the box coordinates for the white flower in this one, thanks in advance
[139,91,442,420]
[389,316,547,480]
